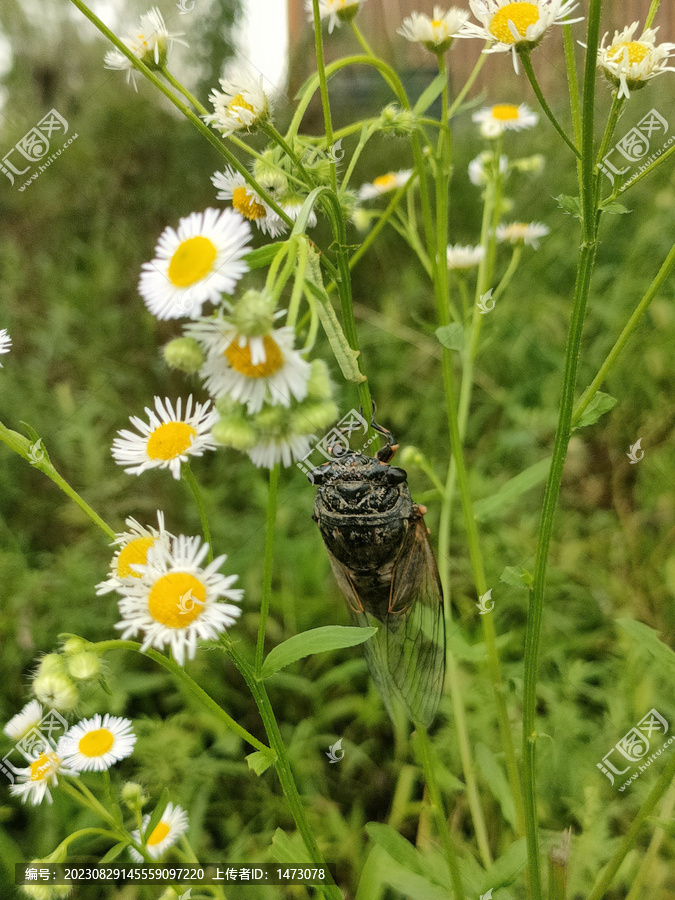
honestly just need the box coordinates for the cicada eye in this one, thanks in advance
[308,467,327,485]
[386,466,407,484]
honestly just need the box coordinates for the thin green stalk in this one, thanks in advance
[255,464,280,677]
[625,777,675,900]
[416,727,466,900]
[519,50,580,158]
[182,463,213,563]
[311,0,338,194]
[350,21,376,57]
[562,25,582,147]
[262,121,318,188]
[224,639,342,900]
[645,0,662,28]
[160,66,208,115]
[587,749,675,900]
[616,141,675,195]
[348,173,417,270]
[90,639,272,755]
[573,239,675,426]
[288,239,308,330]
[594,92,625,206]
[447,44,490,120]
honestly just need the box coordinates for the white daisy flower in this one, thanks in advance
[472,103,538,137]
[204,68,270,136]
[114,534,243,666]
[468,152,509,186]
[398,6,470,53]
[186,315,310,414]
[447,244,485,269]
[497,221,549,247]
[0,328,11,366]
[282,196,318,229]
[104,8,187,89]
[9,751,75,805]
[248,433,314,469]
[112,396,219,481]
[138,208,252,321]
[57,714,136,773]
[358,170,413,200]
[130,802,189,861]
[459,0,583,72]
[4,700,43,741]
[306,0,366,34]
[211,168,286,238]
[96,512,174,595]
[598,23,675,99]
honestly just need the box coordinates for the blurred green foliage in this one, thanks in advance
[1,4,675,898]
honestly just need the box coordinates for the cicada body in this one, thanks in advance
[310,423,445,727]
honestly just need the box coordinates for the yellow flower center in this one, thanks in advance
[227,93,255,121]
[30,752,59,782]
[148,821,171,846]
[225,334,284,378]
[431,19,443,28]
[232,186,267,221]
[116,536,156,579]
[505,223,528,240]
[373,173,398,191]
[167,236,217,288]
[146,422,197,461]
[492,103,520,120]
[78,728,114,758]
[148,572,206,628]
[608,41,650,65]
[489,3,540,44]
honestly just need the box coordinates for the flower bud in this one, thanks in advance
[33,672,79,713]
[122,781,148,809]
[291,401,338,434]
[306,359,333,401]
[398,445,425,468]
[163,337,205,374]
[36,654,66,677]
[231,290,276,337]
[61,637,87,655]
[212,417,257,450]
[66,651,101,682]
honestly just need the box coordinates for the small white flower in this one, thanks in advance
[111,396,219,480]
[306,0,366,34]
[447,244,485,269]
[598,22,675,99]
[96,512,174,595]
[104,8,187,89]
[212,168,286,238]
[282,196,318,229]
[130,802,189,861]
[204,68,270,136]
[0,328,11,366]
[186,315,310,414]
[398,6,469,53]
[58,714,136,773]
[473,103,538,137]
[4,700,43,741]
[469,152,509,186]
[459,0,583,72]
[497,221,549,247]
[138,208,252,321]
[114,534,243,666]
[358,169,413,200]
[10,751,75,805]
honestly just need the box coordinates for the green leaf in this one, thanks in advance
[475,742,517,831]
[246,750,274,776]
[482,837,527,891]
[435,323,464,352]
[375,860,454,900]
[261,625,377,679]
[244,243,287,269]
[142,788,170,843]
[574,391,617,429]
[365,823,426,876]
[556,193,582,218]
[616,618,675,673]
[500,566,533,589]
[270,828,311,865]
[474,457,551,522]
[99,842,127,864]
[600,198,631,215]
[413,71,447,116]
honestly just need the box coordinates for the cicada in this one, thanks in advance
[309,420,445,727]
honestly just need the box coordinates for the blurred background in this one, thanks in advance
[1,1,675,897]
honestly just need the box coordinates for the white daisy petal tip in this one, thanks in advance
[4,700,44,741]
[447,244,486,269]
[496,221,550,248]
[306,0,365,33]
[398,6,470,53]
[0,328,11,367]
[129,802,189,861]
[57,714,136,773]
[358,169,413,201]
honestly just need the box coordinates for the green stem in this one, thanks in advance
[311,0,337,194]
[262,122,318,189]
[182,462,213,563]
[625,777,675,900]
[587,749,675,900]
[347,172,417,270]
[616,141,675,196]
[224,639,342,900]
[90,639,272,756]
[287,239,308,330]
[255,464,280,677]
[160,66,208,115]
[447,44,490,120]
[415,727,466,900]
[519,50,580,158]
[562,25,582,148]
[573,239,675,426]
[645,0,662,28]
[350,21,376,57]
[594,92,624,206]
